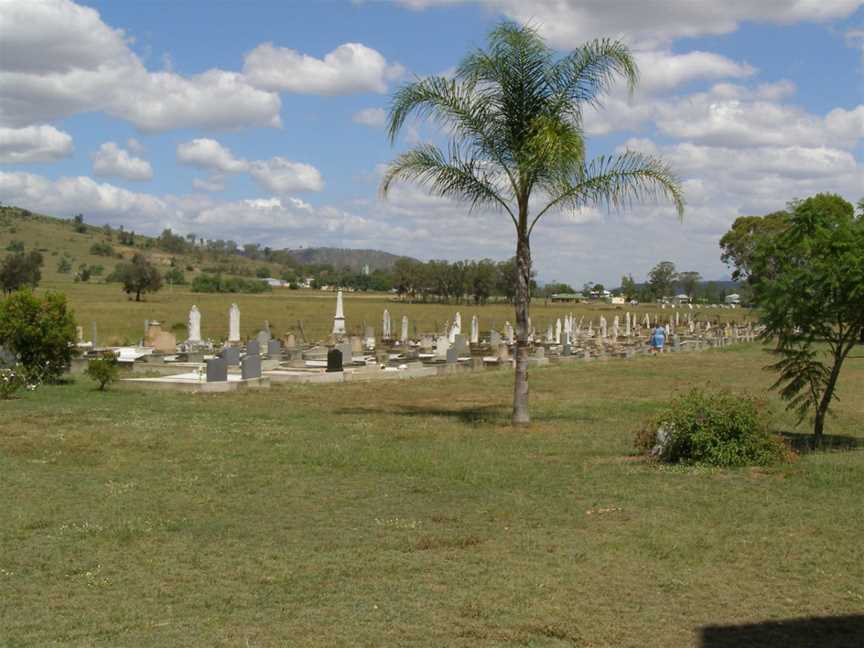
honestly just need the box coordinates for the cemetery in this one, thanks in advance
[70,290,761,394]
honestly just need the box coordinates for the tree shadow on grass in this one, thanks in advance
[779,431,864,453]
[700,614,864,648]
[335,404,598,426]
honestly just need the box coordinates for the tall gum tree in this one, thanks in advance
[381,23,684,424]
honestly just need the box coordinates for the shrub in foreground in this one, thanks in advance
[85,351,119,391]
[635,388,790,467]
[0,364,39,399]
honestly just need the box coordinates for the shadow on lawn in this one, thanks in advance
[779,431,864,453]
[335,404,596,425]
[699,614,864,648]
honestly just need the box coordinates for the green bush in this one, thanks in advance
[0,290,77,383]
[191,273,270,294]
[635,388,790,467]
[90,241,115,257]
[85,351,119,391]
[0,364,39,399]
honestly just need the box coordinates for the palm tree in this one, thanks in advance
[382,22,684,424]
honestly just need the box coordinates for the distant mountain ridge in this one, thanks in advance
[285,247,411,272]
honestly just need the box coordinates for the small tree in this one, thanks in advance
[85,351,119,391]
[752,194,864,440]
[676,270,702,299]
[57,255,73,274]
[115,254,162,301]
[0,289,76,383]
[0,250,43,294]
[620,274,637,300]
[647,261,676,300]
[73,213,87,233]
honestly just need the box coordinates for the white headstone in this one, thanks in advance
[471,315,479,344]
[383,309,391,340]
[400,315,409,343]
[600,316,607,339]
[625,312,631,337]
[188,305,202,343]
[555,318,562,344]
[332,290,346,335]
[505,322,515,345]
[228,303,240,343]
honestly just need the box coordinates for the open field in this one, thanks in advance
[45,281,750,345]
[2,343,862,647]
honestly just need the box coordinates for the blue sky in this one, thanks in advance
[1,0,862,286]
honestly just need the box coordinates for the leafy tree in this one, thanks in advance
[164,267,186,285]
[0,289,76,383]
[89,241,114,256]
[720,210,789,282]
[381,24,682,422]
[752,193,864,440]
[156,228,188,254]
[541,282,576,297]
[0,250,43,294]
[647,261,677,300]
[470,259,497,304]
[56,255,72,274]
[75,263,92,283]
[5,240,24,252]
[620,274,637,300]
[114,254,163,301]
[676,270,702,299]
[72,213,86,233]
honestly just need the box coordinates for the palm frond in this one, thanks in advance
[530,151,684,233]
[550,38,638,108]
[380,144,515,222]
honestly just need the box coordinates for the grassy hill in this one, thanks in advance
[0,205,408,285]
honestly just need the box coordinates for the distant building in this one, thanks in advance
[674,293,691,304]
[263,277,286,288]
[361,264,370,276]
[725,293,741,305]
[610,296,625,305]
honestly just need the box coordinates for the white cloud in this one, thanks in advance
[634,50,755,93]
[243,42,404,95]
[176,138,249,173]
[249,157,324,193]
[353,107,388,127]
[192,174,227,192]
[126,138,145,155]
[0,0,281,131]
[399,0,864,49]
[0,125,73,163]
[91,142,153,181]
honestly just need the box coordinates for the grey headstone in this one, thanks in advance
[327,348,343,373]
[336,342,352,363]
[267,339,281,357]
[206,358,228,382]
[246,339,260,356]
[562,344,572,357]
[446,347,458,364]
[489,330,501,347]
[221,346,240,366]
[452,334,467,356]
[256,330,270,350]
[241,353,262,379]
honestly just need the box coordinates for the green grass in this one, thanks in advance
[2,344,862,646]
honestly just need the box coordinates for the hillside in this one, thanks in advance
[0,206,409,285]
[285,247,409,272]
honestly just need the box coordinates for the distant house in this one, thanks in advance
[610,296,625,305]
[725,293,741,305]
[263,277,286,288]
[674,293,691,304]
[550,293,584,303]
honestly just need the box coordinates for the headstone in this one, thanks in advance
[382,309,391,340]
[364,325,375,350]
[435,335,449,358]
[241,353,262,379]
[144,321,176,353]
[267,339,281,357]
[555,318,562,344]
[470,315,479,345]
[332,290,346,336]
[336,342,352,364]
[546,323,554,343]
[206,358,228,382]
[401,315,409,343]
[496,342,510,362]
[221,346,240,366]
[562,342,572,357]
[350,336,363,354]
[625,312,631,337]
[284,333,297,349]
[600,316,607,339]
[229,303,240,343]
[505,322,515,345]
[489,329,501,348]
[326,348,343,372]
[534,347,545,359]
[246,339,260,356]
[188,305,202,343]
[256,329,270,350]
[446,347,458,364]
[76,326,84,343]
[452,334,468,356]
[419,335,433,352]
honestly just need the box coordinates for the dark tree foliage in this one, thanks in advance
[114,254,163,301]
[752,194,864,439]
[0,250,43,294]
[720,210,789,282]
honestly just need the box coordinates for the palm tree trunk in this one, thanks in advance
[512,223,531,425]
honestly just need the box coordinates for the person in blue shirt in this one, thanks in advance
[650,325,666,354]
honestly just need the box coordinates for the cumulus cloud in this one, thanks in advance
[0,0,281,131]
[176,138,249,173]
[353,107,388,127]
[249,157,324,193]
[634,50,755,93]
[243,42,404,94]
[91,142,153,181]
[398,0,864,49]
[192,175,227,192]
[0,125,73,163]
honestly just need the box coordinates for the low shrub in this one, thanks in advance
[191,273,270,294]
[635,388,790,467]
[85,351,119,391]
[0,364,39,399]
